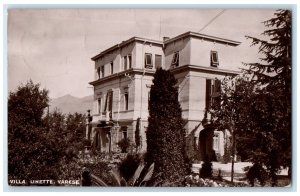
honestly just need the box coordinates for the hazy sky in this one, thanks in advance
[8,8,276,98]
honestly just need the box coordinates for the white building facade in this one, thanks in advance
[87,32,241,161]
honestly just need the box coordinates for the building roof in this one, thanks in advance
[164,31,241,46]
[91,37,163,61]
[91,31,241,61]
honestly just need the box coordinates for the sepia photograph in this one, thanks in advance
[6,7,292,188]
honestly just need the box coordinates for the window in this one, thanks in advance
[128,55,132,69]
[171,51,179,67]
[124,92,129,110]
[145,53,153,69]
[123,55,132,70]
[101,65,105,78]
[123,56,128,70]
[104,91,113,119]
[213,133,219,151]
[206,79,221,110]
[211,51,219,67]
[97,67,101,79]
[155,55,162,69]
[97,98,102,114]
[110,62,114,74]
[121,126,127,139]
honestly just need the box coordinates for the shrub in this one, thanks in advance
[85,161,115,186]
[117,138,131,153]
[246,163,268,186]
[119,154,141,181]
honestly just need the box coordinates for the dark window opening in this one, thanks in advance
[128,55,132,69]
[171,52,179,67]
[211,51,219,67]
[123,56,128,70]
[97,67,100,79]
[104,91,113,119]
[206,79,221,111]
[110,62,114,74]
[145,53,153,69]
[101,66,105,78]
[124,93,129,110]
[121,127,128,139]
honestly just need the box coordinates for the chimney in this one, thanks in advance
[163,37,170,41]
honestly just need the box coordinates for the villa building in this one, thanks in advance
[86,31,241,161]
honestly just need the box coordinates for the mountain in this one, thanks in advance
[49,94,93,114]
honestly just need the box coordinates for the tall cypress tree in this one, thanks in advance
[146,68,188,184]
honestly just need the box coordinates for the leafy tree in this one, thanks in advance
[210,75,256,183]
[8,80,86,184]
[146,68,188,185]
[243,9,291,186]
[211,9,291,186]
[65,112,86,154]
[8,80,62,182]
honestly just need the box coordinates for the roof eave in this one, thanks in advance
[164,31,241,46]
[91,37,163,61]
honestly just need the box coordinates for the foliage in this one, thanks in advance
[86,161,155,186]
[222,142,231,164]
[43,110,86,161]
[8,80,49,129]
[241,9,291,186]
[184,175,249,187]
[83,161,115,186]
[65,112,86,154]
[210,9,291,186]
[117,138,131,153]
[135,118,141,151]
[8,80,60,182]
[245,163,268,186]
[210,75,255,183]
[146,68,188,184]
[200,156,213,179]
[8,80,86,184]
[118,153,142,181]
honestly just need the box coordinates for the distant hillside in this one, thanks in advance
[49,94,93,114]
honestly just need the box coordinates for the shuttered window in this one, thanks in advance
[206,79,211,110]
[206,79,221,110]
[211,51,219,67]
[155,55,162,69]
[101,66,105,78]
[110,62,114,74]
[104,91,113,114]
[128,55,132,69]
[97,98,102,114]
[97,67,101,79]
[171,51,179,67]
[145,53,153,69]
[123,56,128,70]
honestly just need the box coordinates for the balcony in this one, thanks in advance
[92,111,112,122]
